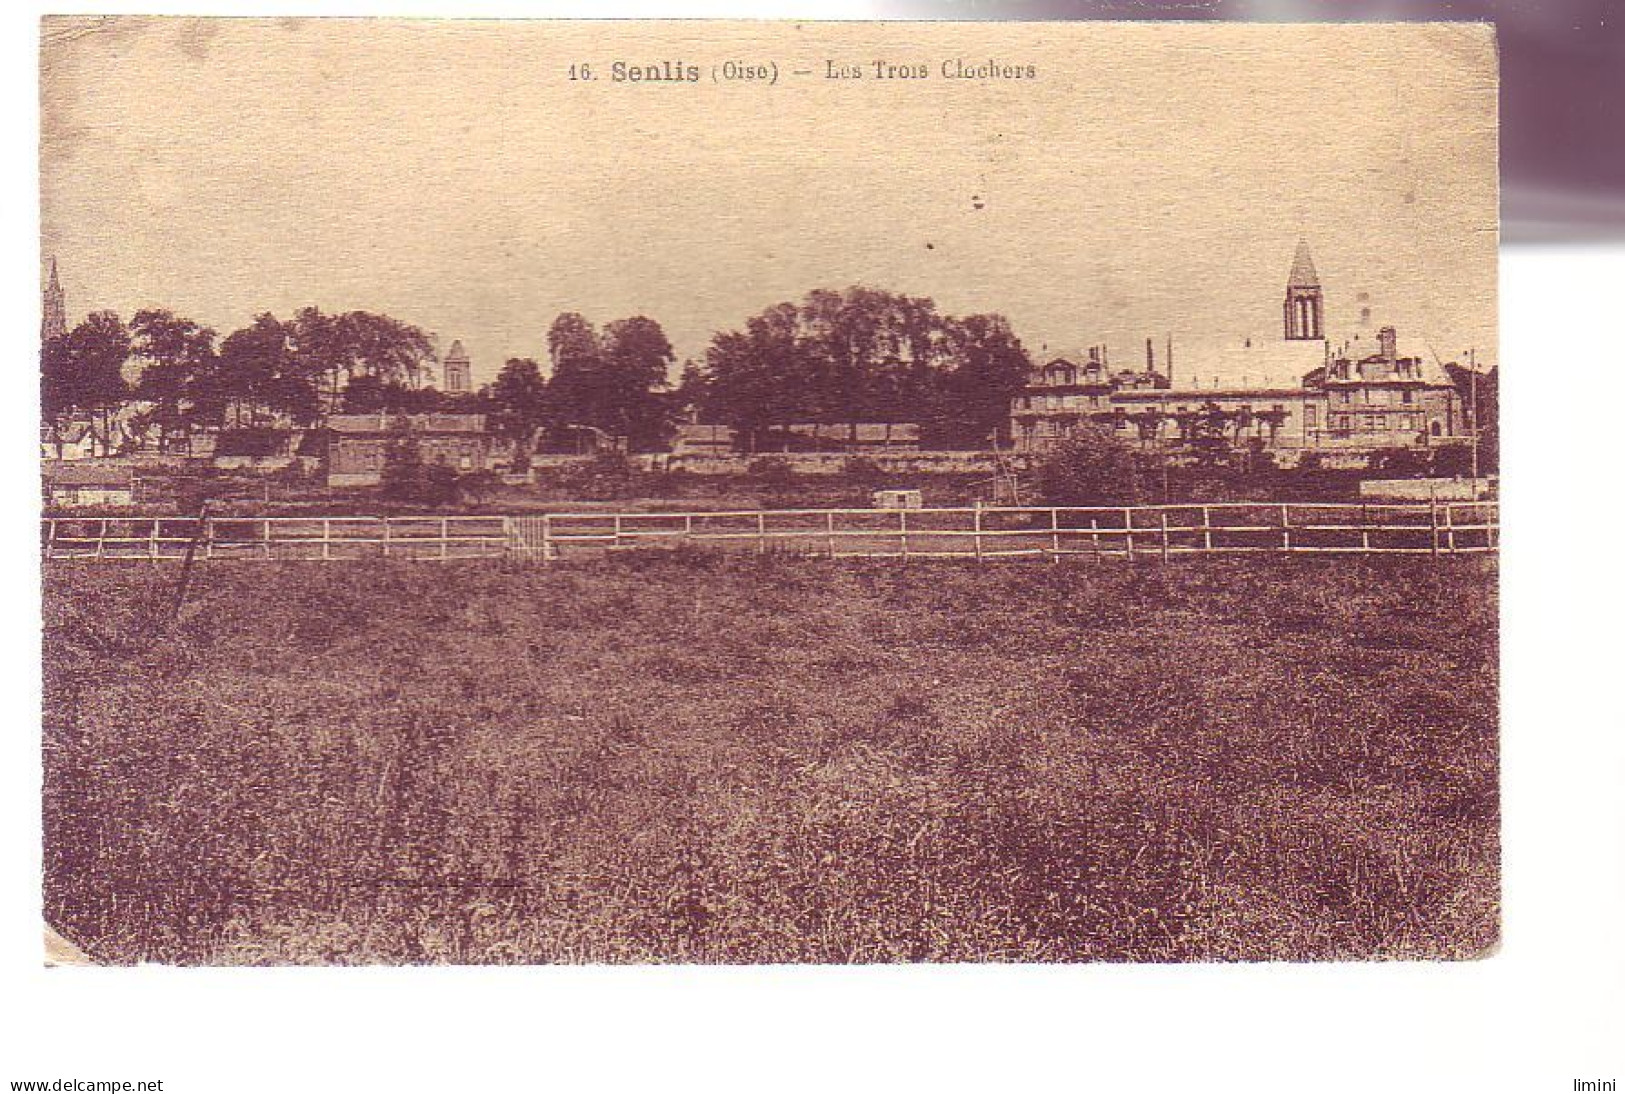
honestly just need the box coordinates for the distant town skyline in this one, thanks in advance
[41,18,1497,388]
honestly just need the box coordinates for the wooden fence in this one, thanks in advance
[531,502,1499,561]
[43,501,1498,563]
[42,515,510,561]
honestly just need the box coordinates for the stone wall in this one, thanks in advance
[1358,476,1498,501]
[651,451,1011,476]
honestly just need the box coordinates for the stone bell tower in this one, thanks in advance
[1283,239,1324,341]
[442,339,471,394]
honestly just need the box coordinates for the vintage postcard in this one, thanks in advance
[40,17,1498,964]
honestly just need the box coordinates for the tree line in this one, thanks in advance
[41,285,1036,458]
[689,286,1031,451]
[41,307,444,456]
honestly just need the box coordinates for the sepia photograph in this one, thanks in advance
[38,17,1500,967]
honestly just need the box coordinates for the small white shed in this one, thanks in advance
[871,488,923,510]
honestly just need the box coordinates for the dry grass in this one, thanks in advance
[42,552,1498,964]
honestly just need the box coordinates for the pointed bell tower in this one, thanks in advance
[42,258,67,343]
[1283,239,1323,341]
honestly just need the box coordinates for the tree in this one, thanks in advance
[340,311,438,390]
[217,314,318,427]
[40,312,131,455]
[378,424,460,505]
[672,358,708,420]
[40,335,75,447]
[702,287,1030,452]
[702,303,810,452]
[484,357,551,471]
[929,313,1031,449]
[543,313,680,451]
[798,286,893,438]
[341,374,451,415]
[600,316,677,450]
[287,306,349,410]
[1035,424,1144,507]
[288,307,439,410]
[1446,361,1498,474]
[130,309,218,451]
[1186,401,1238,467]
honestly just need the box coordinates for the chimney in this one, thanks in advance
[1167,334,1174,389]
[1146,337,1154,373]
[1379,326,1398,364]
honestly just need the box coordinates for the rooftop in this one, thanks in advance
[43,462,134,487]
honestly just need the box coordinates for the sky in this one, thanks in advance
[40,18,1498,389]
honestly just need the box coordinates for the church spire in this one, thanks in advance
[42,257,67,343]
[1283,239,1324,340]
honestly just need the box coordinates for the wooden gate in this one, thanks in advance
[506,515,554,560]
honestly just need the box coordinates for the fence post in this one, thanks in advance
[1202,505,1213,553]
[757,511,767,554]
[204,517,214,560]
[1050,507,1061,560]
[685,514,694,538]
[96,519,106,560]
[826,510,836,559]
[1445,504,1456,554]
[973,505,984,563]
[441,517,449,561]
[899,508,909,560]
[1125,507,1135,561]
[543,514,554,562]
[1159,510,1169,562]
[1429,500,1439,558]
[382,517,390,559]
[149,518,159,560]
[1090,517,1100,559]
[1280,504,1291,553]
[323,519,332,562]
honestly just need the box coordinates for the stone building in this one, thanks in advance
[324,413,492,486]
[42,462,135,509]
[1010,242,1466,460]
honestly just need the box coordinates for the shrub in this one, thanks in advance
[380,432,463,505]
[1430,444,1475,479]
[552,452,640,500]
[748,456,796,487]
[1366,447,1430,478]
[458,470,501,505]
[1239,436,1279,475]
[841,456,885,483]
[1035,425,1144,507]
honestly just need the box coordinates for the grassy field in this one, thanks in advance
[42,552,1498,964]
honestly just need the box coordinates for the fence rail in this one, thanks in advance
[42,501,1498,563]
[42,515,511,561]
